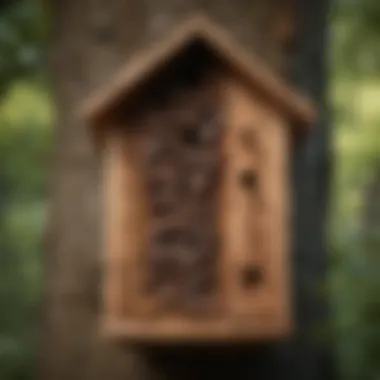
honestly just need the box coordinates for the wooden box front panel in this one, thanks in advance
[101,73,291,341]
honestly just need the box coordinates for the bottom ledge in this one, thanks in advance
[99,317,293,345]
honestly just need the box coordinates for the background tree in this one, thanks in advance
[41,1,333,380]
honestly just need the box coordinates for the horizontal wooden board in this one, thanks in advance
[101,316,292,344]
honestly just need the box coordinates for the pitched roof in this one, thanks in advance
[81,13,316,127]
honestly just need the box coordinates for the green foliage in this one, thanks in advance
[0,0,46,94]
[331,0,380,76]
[329,229,380,380]
[329,66,380,380]
[0,83,51,380]
[330,78,380,230]
[0,8,49,375]
[0,2,48,378]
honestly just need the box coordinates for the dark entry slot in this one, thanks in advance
[238,169,258,190]
[240,264,264,289]
[181,126,201,146]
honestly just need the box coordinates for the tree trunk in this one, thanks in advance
[41,0,333,379]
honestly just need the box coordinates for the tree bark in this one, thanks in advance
[41,0,334,379]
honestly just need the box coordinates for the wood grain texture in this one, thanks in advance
[220,75,291,329]
[103,130,150,320]
[102,132,126,321]
[102,316,289,344]
[221,76,270,318]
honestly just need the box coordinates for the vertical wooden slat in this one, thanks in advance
[221,76,264,317]
[121,132,149,318]
[102,131,126,322]
[220,76,291,328]
[260,113,292,330]
[103,130,151,322]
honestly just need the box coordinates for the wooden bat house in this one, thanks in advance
[81,13,316,344]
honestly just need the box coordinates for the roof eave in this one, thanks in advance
[79,13,316,128]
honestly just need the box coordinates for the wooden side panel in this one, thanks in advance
[103,131,149,322]
[102,132,127,322]
[221,76,291,328]
[221,79,260,317]
[259,112,292,331]
[121,133,151,318]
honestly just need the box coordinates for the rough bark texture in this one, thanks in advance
[42,0,333,379]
